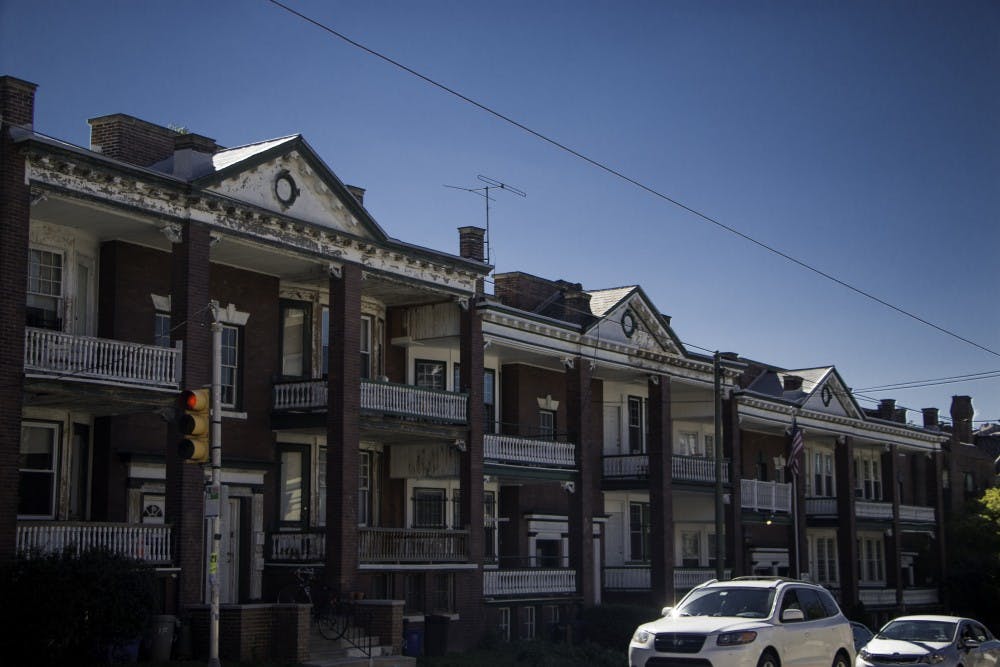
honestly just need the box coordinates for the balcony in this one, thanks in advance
[270,530,325,562]
[483,568,577,596]
[674,567,732,590]
[604,566,651,590]
[24,327,180,389]
[16,521,173,565]
[269,527,470,564]
[805,497,838,516]
[856,500,893,520]
[859,587,897,607]
[273,378,468,423]
[741,479,792,513]
[902,587,939,606]
[484,433,576,469]
[899,505,936,523]
[602,454,730,484]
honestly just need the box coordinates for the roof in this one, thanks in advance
[746,366,836,405]
[210,135,299,172]
[586,286,636,317]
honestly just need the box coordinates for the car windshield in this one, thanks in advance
[878,620,956,643]
[674,588,775,619]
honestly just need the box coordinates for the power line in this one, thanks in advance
[266,0,999,360]
[854,370,1000,392]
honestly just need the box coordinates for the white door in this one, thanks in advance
[220,498,240,603]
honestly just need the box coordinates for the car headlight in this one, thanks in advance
[859,648,871,660]
[632,629,651,645]
[717,631,758,646]
[927,653,945,665]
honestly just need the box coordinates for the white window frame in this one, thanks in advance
[360,315,372,380]
[854,450,883,500]
[677,431,702,457]
[809,449,835,497]
[627,395,645,453]
[26,246,65,331]
[857,533,886,584]
[18,421,61,519]
[809,532,839,585]
[359,450,371,526]
[522,606,536,640]
[498,607,511,642]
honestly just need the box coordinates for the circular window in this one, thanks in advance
[274,170,299,207]
[621,310,637,338]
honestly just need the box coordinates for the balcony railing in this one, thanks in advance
[856,501,893,520]
[899,505,936,523]
[741,479,792,513]
[859,587,898,607]
[483,568,577,596]
[902,587,939,605]
[604,566,651,590]
[273,379,468,423]
[805,497,838,516]
[270,530,325,562]
[484,434,576,469]
[602,454,730,483]
[24,328,180,388]
[675,568,732,590]
[16,521,172,564]
[359,527,468,563]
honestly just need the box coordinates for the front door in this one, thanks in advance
[220,498,240,603]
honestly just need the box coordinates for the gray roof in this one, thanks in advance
[586,286,636,317]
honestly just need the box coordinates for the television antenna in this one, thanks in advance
[444,174,526,264]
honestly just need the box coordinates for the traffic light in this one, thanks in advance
[178,388,210,463]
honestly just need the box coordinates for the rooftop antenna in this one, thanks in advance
[444,174,525,265]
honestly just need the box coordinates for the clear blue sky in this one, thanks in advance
[3,0,998,426]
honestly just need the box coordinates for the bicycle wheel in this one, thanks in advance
[277,583,309,604]
[314,588,350,640]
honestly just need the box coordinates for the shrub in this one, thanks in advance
[0,549,157,666]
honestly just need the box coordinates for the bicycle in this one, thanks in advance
[276,567,350,640]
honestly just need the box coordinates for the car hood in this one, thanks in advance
[863,638,951,656]
[641,615,769,635]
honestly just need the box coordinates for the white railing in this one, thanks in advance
[899,505,935,523]
[483,568,577,596]
[673,455,729,483]
[856,501,893,520]
[603,454,649,478]
[805,497,838,515]
[859,588,897,607]
[16,521,172,564]
[273,379,468,423]
[358,527,468,563]
[270,531,326,562]
[902,587,939,605]
[604,566,651,590]
[674,568,732,590]
[741,479,793,513]
[485,434,576,468]
[24,328,179,388]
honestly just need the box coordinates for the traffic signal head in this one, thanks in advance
[178,388,210,463]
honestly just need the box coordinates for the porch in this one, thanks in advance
[16,521,173,565]
[273,378,468,423]
[483,568,577,597]
[602,566,733,592]
[269,527,470,564]
[602,454,731,484]
[484,433,576,470]
[740,479,792,513]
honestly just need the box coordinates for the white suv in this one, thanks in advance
[629,577,855,667]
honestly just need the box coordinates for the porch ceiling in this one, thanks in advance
[23,376,177,416]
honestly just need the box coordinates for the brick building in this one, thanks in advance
[2,75,997,658]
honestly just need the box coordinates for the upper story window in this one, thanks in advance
[19,422,60,519]
[360,316,372,380]
[629,501,651,562]
[538,409,556,439]
[415,359,446,390]
[154,312,171,348]
[484,368,496,434]
[280,300,310,378]
[413,487,447,528]
[627,396,645,453]
[810,534,839,585]
[677,431,703,457]
[220,324,242,408]
[854,451,883,500]
[26,248,63,330]
[810,450,835,496]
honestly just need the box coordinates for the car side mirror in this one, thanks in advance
[661,606,673,617]
[781,608,805,622]
[961,638,981,650]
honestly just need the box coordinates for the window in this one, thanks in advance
[69,423,90,520]
[855,451,883,500]
[498,608,511,642]
[19,422,60,518]
[964,472,976,495]
[627,396,645,453]
[811,535,838,585]
[796,588,828,620]
[317,445,327,526]
[522,606,536,640]
[677,431,701,457]
[629,502,651,562]
[755,452,769,481]
[141,493,165,524]
[484,368,496,434]
[358,451,371,526]
[858,535,885,583]
[220,324,241,408]
[26,248,63,330]
[360,315,372,380]
[321,306,329,372]
[404,573,424,614]
[451,489,462,529]
[279,301,310,378]
[415,359,446,390]
[484,491,498,561]
[278,445,310,527]
[704,434,716,459]
[430,573,454,613]
[681,530,701,567]
[154,312,171,348]
[413,488,446,528]
[811,451,834,496]
[535,539,561,568]
[538,410,556,439]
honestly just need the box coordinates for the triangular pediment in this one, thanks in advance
[586,287,681,356]
[797,368,863,419]
[197,137,385,241]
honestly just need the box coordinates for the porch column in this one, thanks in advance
[884,445,903,605]
[647,374,674,604]
[565,357,596,605]
[835,436,859,615]
[0,77,35,562]
[457,299,484,631]
[168,220,213,606]
[930,449,947,609]
[325,262,361,592]
[723,397,743,577]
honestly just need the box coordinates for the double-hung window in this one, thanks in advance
[279,301,310,378]
[358,451,371,526]
[677,431,702,457]
[857,535,885,583]
[415,359,446,391]
[627,396,645,453]
[26,248,63,330]
[811,534,839,585]
[19,422,60,518]
[812,451,834,496]
[359,315,372,380]
[220,324,242,408]
[538,410,556,439]
[629,501,651,562]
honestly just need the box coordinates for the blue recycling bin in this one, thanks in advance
[403,626,424,656]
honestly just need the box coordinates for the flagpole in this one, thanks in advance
[792,474,799,578]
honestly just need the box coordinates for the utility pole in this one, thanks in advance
[207,305,223,667]
[714,352,725,580]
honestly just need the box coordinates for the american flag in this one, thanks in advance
[788,420,805,478]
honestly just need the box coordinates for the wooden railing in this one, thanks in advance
[899,505,935,523]
[604,566,651,590]
[602,454,730,483]
[859,587,897,607]
[741,479,792,512]
[856,501,893,520]
[484,434,576,469]
[16,521,172,564]
[358,527,468,563]
[603,454,649,478]
[805,497,837,515]
[24,328,180,388]
[674,568,731,590]
[269,530,326,562]
[902,587,938,605]
[273,379,468,423]
[483,568,577,596]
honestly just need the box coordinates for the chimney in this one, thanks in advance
[88,113,178,167]
[782,375,804,392]
[458,226,486,263]
[950,395,974,443]
[922,407,939,430]
[562,285,592,325]
[346,185,365,206]
[894,407,907,424]
[0,75,37,129]
[171,132,219,180]
[878,398,896,420]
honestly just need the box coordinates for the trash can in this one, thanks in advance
[424,614,451,656]
[402,625,424,657]
[148,614,176,661]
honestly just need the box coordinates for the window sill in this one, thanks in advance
[222,410,248,420]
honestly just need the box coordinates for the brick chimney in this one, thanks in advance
[922,407,939,430]
[877,398,896,420]
[171,132,219,180]
[782,375,804,392]
[346,185,365,206]
[0,75,37,129]
[561,284,592,325]
[950,395,974,443]
[458,226,486,263]
[88,113,178,167]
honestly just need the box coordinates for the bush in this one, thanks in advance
[0,549,158,666]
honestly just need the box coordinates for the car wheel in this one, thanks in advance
[832,651,850,667]
[757,649,780,667]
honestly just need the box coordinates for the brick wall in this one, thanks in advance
[359,599,404,654]
[188,604,309,663]
[88,113,178,166]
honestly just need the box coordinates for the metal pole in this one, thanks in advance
[714,352,725,580]
[208,309,223,667]
[792,475,799,578]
